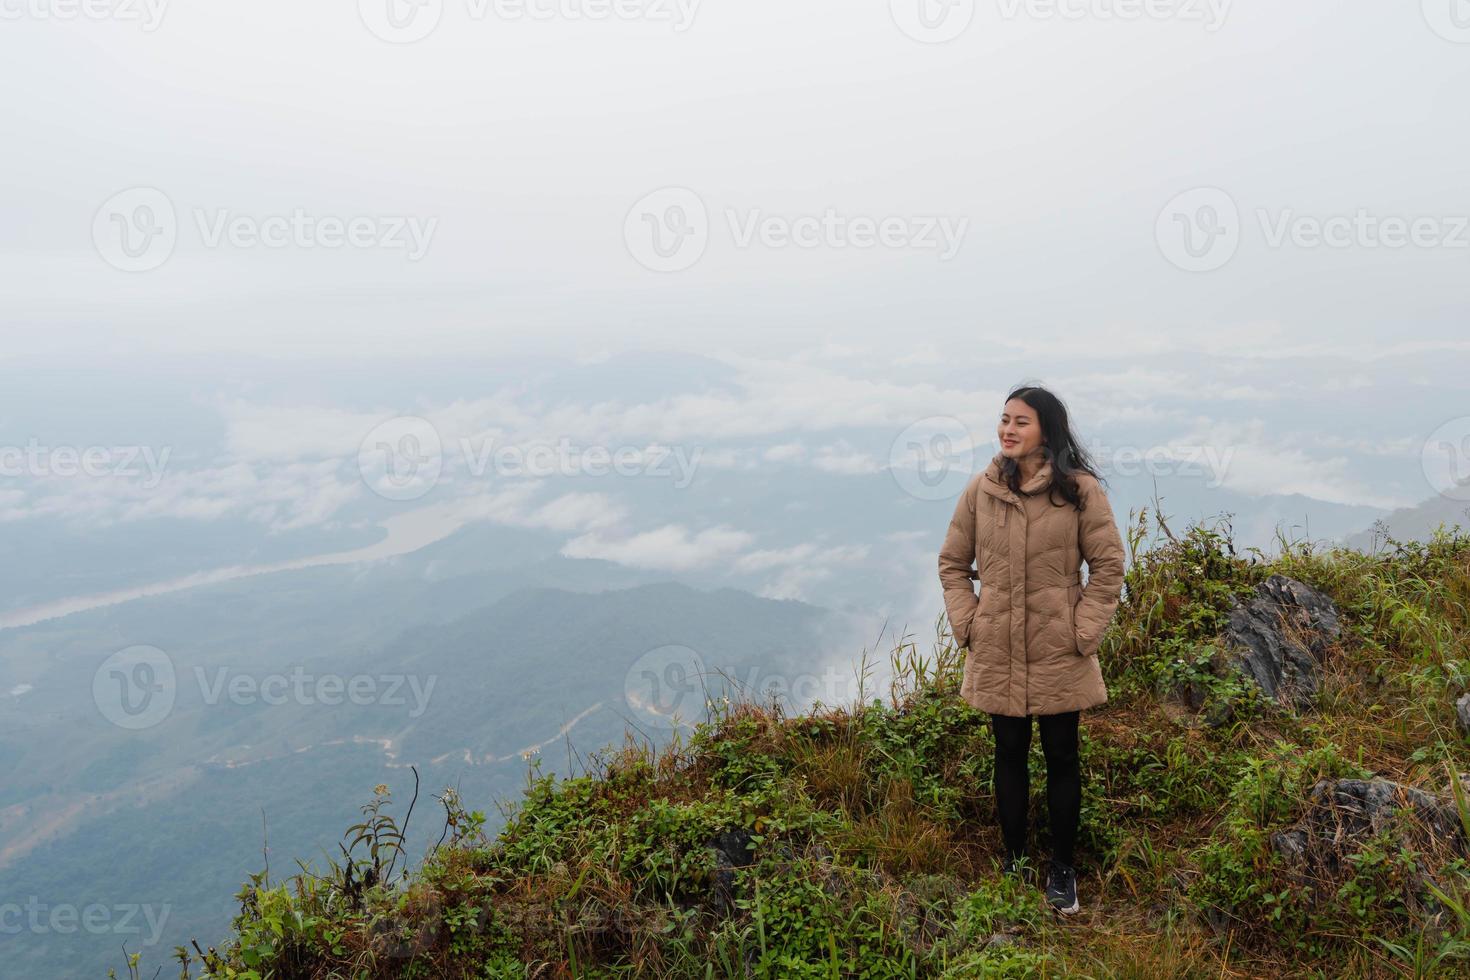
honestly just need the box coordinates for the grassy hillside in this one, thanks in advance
[122,512,1470,979]
[0,574,833,979]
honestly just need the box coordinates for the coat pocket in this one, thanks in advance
[961,605,979,649]
[1067,583,1085,656]
[966,596,988,650]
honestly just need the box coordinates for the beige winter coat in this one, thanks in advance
[938,448,1126,717]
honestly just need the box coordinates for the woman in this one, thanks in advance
[937,384,1125,915]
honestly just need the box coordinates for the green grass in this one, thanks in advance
[116,513,1470,979]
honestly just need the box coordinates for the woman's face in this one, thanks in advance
[998,398,1044,459]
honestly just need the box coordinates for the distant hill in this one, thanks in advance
[1339,491,1470,552]
[0,554,844,979]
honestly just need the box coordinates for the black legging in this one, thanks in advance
[988,710,1080,866]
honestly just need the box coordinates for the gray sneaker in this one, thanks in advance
[1045,860,1079,915]
[1001,855,1037,887]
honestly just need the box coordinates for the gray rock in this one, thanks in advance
[1309,777,1463,843]
[707,829,755,914]
[1220,574,1341,711]
[1268,776,1468,925]
[1456,693,1470,735]
[1269,827,1309,864]
[1271,776,1467,877]
[709,828,754,867]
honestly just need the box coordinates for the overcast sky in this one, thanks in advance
[1,1,1466,360]
[2,2,1468,582]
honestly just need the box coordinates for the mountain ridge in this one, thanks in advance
[140,516,1470,979]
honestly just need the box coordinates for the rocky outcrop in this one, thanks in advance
[1220,574,1342,711]
[1455,692,1470,736]
[1271,776,1467,921]
[1272,777,1465,861]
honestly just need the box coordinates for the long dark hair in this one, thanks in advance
[999,383,1105,511]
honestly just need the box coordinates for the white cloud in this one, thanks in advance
[895,345,943,367]
[758,565,833,601]
[0,345,1442,540]
[734,543,821,573]
[527,492,626,533]
[737,541,870,601]
[763,443,806,463]
[561,524,754,572]
[812,443,880,476]
[221,401,394,462]
[0,456,366,532]
[1171,418,1407,509]
[689,448,748,470]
